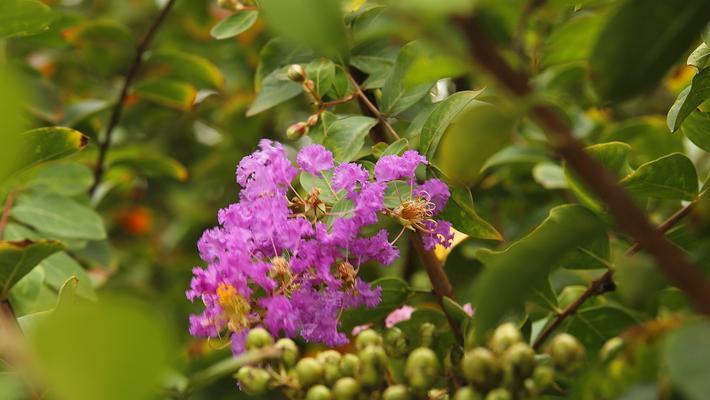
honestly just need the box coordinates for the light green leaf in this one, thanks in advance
[306,58,335,98]
[681,110,710,152]
[620,153,698,200]
[419,90,485,160]
[133,79,197,110]
[23,162,94,196]
[688,43,710,69]
[247,67,303,116]
[667,68,710,131]
[533,162,568,189]
[381,138,409,157]
[664,320,710,400]
[16,127,88,173]
[385,0,473,15]
[590,0,710,101]
[147,50,225,89]
[565,142,632,211]
[472,205,608,337]
[299,170,342,204]
[0,240,62,298]
[210,10,258,40]
[41,252,95,301]
[540,13,603,68]
[322,115,377,162]
[0,0,54,38]
[11,194,106,240]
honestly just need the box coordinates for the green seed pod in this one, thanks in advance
[332,377,361,400]
[599,337,624,362]
[287,64,307,82]
[306,384,332,400]
[339,353,361,377]
[295,357,325,388]
[404,347,440,393]
[484,388,512,400]
[318,350,344,385]
[532,365,555,391]
[453,386,482,400]
[358,345,388,388]
[245,327,274,350]
[275,338,299,368]
[419,322,436,348]
[382,384,411,400]
[489,323,522,354]
[384,327,408,358]
[460,347,501,389]
[355,329,383,351]
[501,342,535,379]
[547,333,585,374]
[235,366,271,395]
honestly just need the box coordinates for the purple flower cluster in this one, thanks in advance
[187,140,452,353]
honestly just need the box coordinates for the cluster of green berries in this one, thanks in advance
[234,323,585,400]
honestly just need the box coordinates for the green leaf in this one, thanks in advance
[385,0,473,15]
[108,149,188,182]
[381,138,409,157]
[16,127,88,173]
[565,142,632,211]
[41,252,95,301]
[419,90,485,160]
[210,10,258,40]
[0,0,54,38]
[22,162,94,196]
[540,13,603,68]
[299,170,342,204]
[340,277,411,331]
[472,205,607,337]
[533,162,568,189]
[0,240,62,298]
[681,111,710,151]
[133,79,197,110]
[590,0,710,101]
[688,43,710,69]
[620,153,698,200]
[321,115,377,162]
[64,20,134,77]
[10,194,106,240]
[565,305,639,350]
[306,58,335,98]
[664,320,710,400]
[147,50,225,89]
[259,0,348,62]
[667,68,710,131]
[247,67,303,116]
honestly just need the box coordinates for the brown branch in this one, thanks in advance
[0,190,18,238]
[88,0,178,196]
[347,68,400,143]
[457,17,710,316]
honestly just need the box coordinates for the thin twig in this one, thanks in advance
[0,190,18,238]
[532,191,700,349]
[457,17,710,316]
[347,69,400,143]
[88,0,178,196]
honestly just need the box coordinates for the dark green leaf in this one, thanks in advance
[540,13,603,68]
[620,153,698,200]
[147,50,225,89]
[133,79,197,110]
[210,10,258,40]
[321,115,377,162]
[17,127,88,173]
[11,194,107,240]
[0,0,54,38]
[667,68,710,131]
[565,305,639,350]
[306,58,335,98]
[681,110,710,151]
[0,240,62,298]
[565,142,632,211]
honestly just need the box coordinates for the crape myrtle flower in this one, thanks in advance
[187,140,453,354]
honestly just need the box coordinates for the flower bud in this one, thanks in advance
[339,353,361,377]
[453,386,482,400]
[532,365,555,391]
[286,122,309,140]
[306,113,320,126]
[501,343,535,379]
[358,345,388,388]
[246,327,274,350]
[489,323,522,354]
[287,64,307,82]
[405,347,440,393]
[419,322,436,348]
[276,338,299,368]
[332,377,360,400]
[235,366,271,395]
[382,384,411,400]
[306,384,332,400]
[318,350,344,385]
[384,327,408,358]
[355,329,383,351]
[460,347,501,389]
[295,357,325,388]
[547,333,585,374]
[484,388,511,400]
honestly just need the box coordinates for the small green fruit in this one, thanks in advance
[295,357,324,388]
[235,366,271,395]
[484,388,511,400]
[384,327,408,358]
[547,333,585,373]
[600,337,624,361]
[306,384,332,400]
[489,323,522,354]
[339,353,361,377]
[245,327,274,350]
[460,347,501,389]
[318,350,344,385]
[501,342,535,379]
[453,386,482,400]
[419,322,436,348]
[355,329,383,351]
[332,377,360,400]
[275,338,299,368]
[358,345,388,388]
[405,347,440,393]
[382,384,411,400]
[532,365,555,391]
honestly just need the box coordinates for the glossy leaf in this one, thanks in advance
[667,68,710,131]
[688,43,710,69]
[0,240,63,298]
[0,0,54,38]
[11,194,107,240]
[247,67,302,116]
[590,0,710,101]
[620,153,698,200]
[133,79,197,110]
[419,90,485,160]
[210,10,258,40]
[17,127,88,173]
[681,111,710,152]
